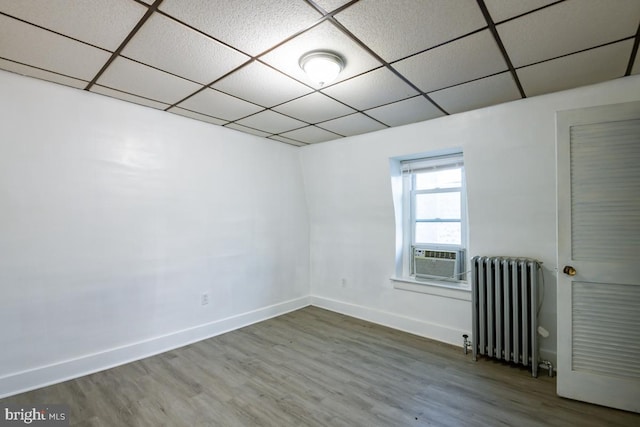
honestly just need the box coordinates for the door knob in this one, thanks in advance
[563,265,576,276]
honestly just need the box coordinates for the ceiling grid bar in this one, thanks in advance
[521,36,638,71]
[476,0,526,98]
[625,20,640,76]
[84,0,165,91]
[326,17,450,116]
[0,0,638,145]
[493,0,566,26]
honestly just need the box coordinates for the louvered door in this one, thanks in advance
[556,101,640,413]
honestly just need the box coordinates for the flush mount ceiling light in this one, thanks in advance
[299,51,345,87]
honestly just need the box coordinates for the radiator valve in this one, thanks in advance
[539,360,554,377]
[462,334,472,355]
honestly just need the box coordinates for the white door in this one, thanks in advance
[556,101,640,413]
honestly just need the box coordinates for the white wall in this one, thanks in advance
[300,74,640,366]
[0,70,310,397]
[2,68,639,398]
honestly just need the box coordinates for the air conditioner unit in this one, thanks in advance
[412,248,463,280]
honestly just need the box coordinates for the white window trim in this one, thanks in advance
[390,149,469,293]
[390,276,471,300]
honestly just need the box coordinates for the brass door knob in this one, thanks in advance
[563,265,577,276]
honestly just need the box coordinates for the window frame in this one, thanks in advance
[400,153,468,281]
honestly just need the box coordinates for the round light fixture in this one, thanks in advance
[299,51,344,87]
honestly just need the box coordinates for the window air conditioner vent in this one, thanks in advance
[412,248,462,280]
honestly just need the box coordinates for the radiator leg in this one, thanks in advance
[539,360,554,377]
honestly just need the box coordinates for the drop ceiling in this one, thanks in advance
[1,0,638,147]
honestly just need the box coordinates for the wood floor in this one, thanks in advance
[2,306,638,426]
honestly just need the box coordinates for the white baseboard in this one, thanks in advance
[310,296,469,348]
[0,295,556,399]
[0,296,310,399]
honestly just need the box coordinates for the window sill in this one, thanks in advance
[391,276,471,301]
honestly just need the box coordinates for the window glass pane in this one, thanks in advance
[415,222,461,245]
[415,192,461,220]
[415,168,461,190]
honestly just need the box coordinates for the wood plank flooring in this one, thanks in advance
[2,306,639,426]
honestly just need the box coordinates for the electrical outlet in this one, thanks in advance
[201,293,209,306]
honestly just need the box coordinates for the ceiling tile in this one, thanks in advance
[260,21,382,90]
[268,135,307,146]
[517,40,633,97]
[429,72,521,114]
[280,126,343,144]
[90,85,170,110]
[313,0,352,13]
[167,107,228,126]
[1,0,635,147]
[322,67,418,111]
[365,96,445,126]
[0,60,87,89]
[212,61,312,108]
[483,0,558,23]
[273,92,355,124]
[96,57,201,105]
[318,112,386,137]
[393,30,507,93]
[225,123,272,138]
[122,13,249,85]
[0,0,146,51]
[159,0,321,56]
[498,0,640,68]
[334,0,486,62]
[177,88,263,121]
[235,110,307,134]
[0,15,111,81]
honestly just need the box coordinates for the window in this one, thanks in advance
[400,153,467,282]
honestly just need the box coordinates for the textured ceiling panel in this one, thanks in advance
[0,15,111,81]
[318,112,387,137]
[225,123,272,138]
[273,92,355,124]
[429,71,521,114]
[280,125,343,144]
[90,85,170,110]
[483,0,559,23]
[235,110,307,134]
[0,59,87,89]
[365,96,445,127]
[517,40,634,97]
[334,0,486,62]
[498,0,640,68]
[177,88,263,122]
[268,135,307,146]
[393,30,507,93]
[121,14,250,85]
[321,67,418,110]
[168,107,228,126]
[261,21,382,90]
[159,0,321,56]
[96,57,200,105]
[0,0,146,51]
[212,61,312,108]
[1,0,638,146]
[313,0,353,14]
